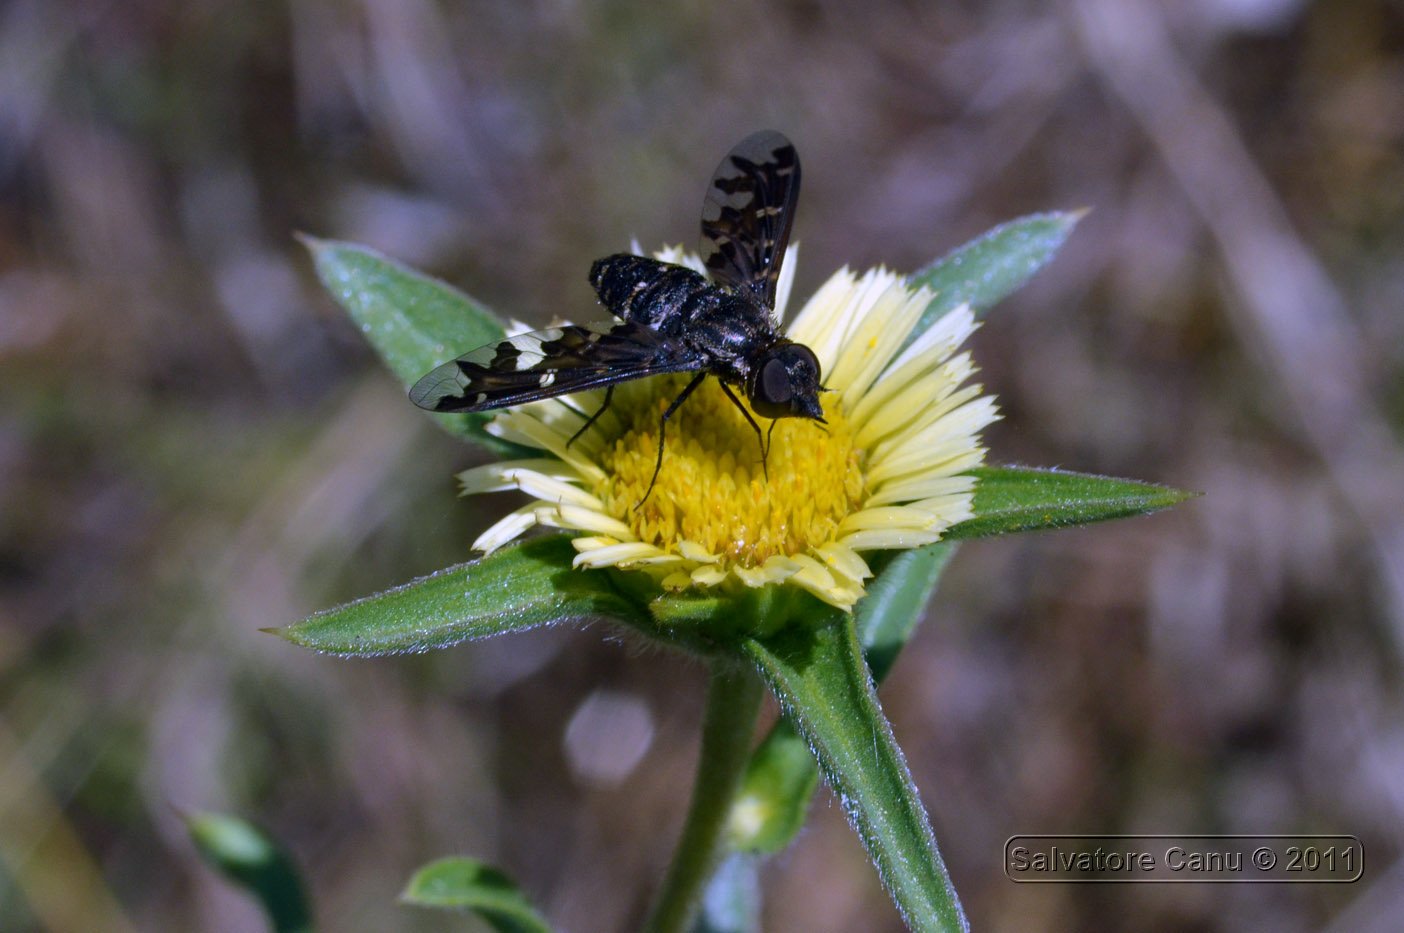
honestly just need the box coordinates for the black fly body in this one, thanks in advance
[410,131,827,506]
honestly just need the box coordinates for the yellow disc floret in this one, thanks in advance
[598,375,863,568]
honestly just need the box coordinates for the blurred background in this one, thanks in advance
[2,0,1402,929]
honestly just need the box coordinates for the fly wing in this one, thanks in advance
[409,321,703,412]
[698,130,801,309]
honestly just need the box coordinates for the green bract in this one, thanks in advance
[273,211,1192,933]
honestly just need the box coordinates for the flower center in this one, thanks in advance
[596,375,863,567]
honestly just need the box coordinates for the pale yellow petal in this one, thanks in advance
[458,464,601,510]
[571,535,621,552]
[811,269,908,392]
[837,505,944,535]
[824,282,929,404]
[733,561,789,588]
[885,303,976,376]
[572,542,674,569]
[507,472,604,509]
[539,503,635,539]
[784,267,858,373]
[850,352,978,444]
[677,540,719,563]
[867,442,988,488]
[773,244,799,322]
[838,528,945,551]
[905,493,977,526]
[457,459,583,495]
[815,543,873,586]
[784,553,862,609]
[691,564,729,586]
[471,505,540,554]
[653,244,707,275]
[865,473,977,507]
[785,552,837,588]
[486,411,606,481]
[869,394,999,467]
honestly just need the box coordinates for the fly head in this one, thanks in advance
[745,341,825,421]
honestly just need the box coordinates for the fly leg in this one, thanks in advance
[568,386,614,447]
[637,372,707,509]
[717,381,769,480]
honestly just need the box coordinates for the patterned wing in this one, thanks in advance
[409,321,703,412]
[699,130,801,308]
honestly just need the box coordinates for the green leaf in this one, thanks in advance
[907,210,1085,336]
[855,543,956,683]
[947,466,1197,540]
[271,535,646,656]
[742,614,967,933]
[715,544,950,862]
[187,813,313,933]
[723,542,958,857]
[301,236,521,452]
[402,857,551,933]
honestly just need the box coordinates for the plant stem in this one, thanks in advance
[643,660,765,933]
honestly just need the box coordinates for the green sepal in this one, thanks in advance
[907,210,1085,333]
[301,236,526,455]
[401,857,552,933]
[646,584,800,651]
[271,535,646,656]
[187,812,314,933]
[948,465,1197,540]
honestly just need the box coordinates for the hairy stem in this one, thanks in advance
[643,661,765,933]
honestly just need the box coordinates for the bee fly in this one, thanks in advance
[410,130,826,505]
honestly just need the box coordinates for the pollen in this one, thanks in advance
[596,375,863,568]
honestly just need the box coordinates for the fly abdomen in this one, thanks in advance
[590,254,711,330]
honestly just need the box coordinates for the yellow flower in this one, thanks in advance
[459,248,998,612]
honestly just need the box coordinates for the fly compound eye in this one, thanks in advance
[760,357,793,405]
[792,344,820,382]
